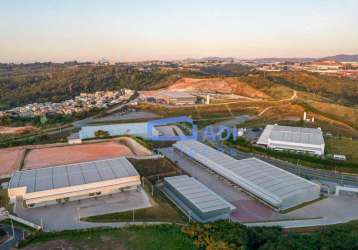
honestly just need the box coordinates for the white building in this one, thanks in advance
[333,154,346,161]
[163,175,233,222]
[173,140,321,210]
[67,132,82,144]
[79,122,159,140]
[257,125,325,156]
[8,157,141,208]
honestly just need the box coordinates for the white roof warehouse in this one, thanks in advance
[163,175,233,222]
[79,122,159,140]
[257,125,325,156]
[173,140,320,210]
[8,157,141,208]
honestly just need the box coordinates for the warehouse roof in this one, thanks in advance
[173,140,320,208]
[164,175,232,213]
[79,122,158,139]
[157,91,195,99]
[9,157,139,193]
[257,125,324,146]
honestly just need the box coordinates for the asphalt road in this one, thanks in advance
[73,98,139,128]
[15,189,150,231]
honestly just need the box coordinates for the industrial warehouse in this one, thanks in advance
[138,90,197,105]
[257,124,325,156]
[163,175,233,222]
[79,122,159,140]
[173,140,321,210]
[8,157,141,208]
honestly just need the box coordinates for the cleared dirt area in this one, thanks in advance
[23,142,134,169]
[0,147,25,176]
[167,77,271,99]
[0,125,36,135]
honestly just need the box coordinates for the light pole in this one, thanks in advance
[11,218,15,238]
[77,207,81,220]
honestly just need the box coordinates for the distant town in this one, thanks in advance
[103,56,358,78]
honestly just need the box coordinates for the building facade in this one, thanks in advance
[8,157,141,208]
[173,140,321,210]
[163,175,233,222]
[257,125,325,156]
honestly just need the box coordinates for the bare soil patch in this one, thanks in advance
[23,142,134,169]
[167,77,271,99]
[0,147,25,175]
[0,125,36,135]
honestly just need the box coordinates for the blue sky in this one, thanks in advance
[1,0,357,62]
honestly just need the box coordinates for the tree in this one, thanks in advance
[40,115,48,125]
[94,130,110,138]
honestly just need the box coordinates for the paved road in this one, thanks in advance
[245,195,358,228]
[15,189,151,231]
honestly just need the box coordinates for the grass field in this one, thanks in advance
[135,102,259,120]
[129,158,182,181]
[20,225,197,250]
[0,189,9,208]
[325,137,358,161]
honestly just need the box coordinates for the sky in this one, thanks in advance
[0,0,358,63]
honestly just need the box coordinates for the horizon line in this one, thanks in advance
[1,53,358,64]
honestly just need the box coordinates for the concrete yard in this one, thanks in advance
[14,189,151,231]
[155,125,185,137]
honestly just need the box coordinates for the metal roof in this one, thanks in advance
[164,175,232,213]
[79,122,158,139]
[9,157,139,193]
[257,125,324,146]
[256,124,274,145]
[173,140,320,209]
[157,91,196,99]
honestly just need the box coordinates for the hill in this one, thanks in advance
[263,71,358,105]
[249,54,358,63]
[166,77,271,99]
[144,71,358,138]
[0,63,172,110]
[320,54,358,62]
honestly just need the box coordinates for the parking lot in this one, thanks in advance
[15,188,151,231]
